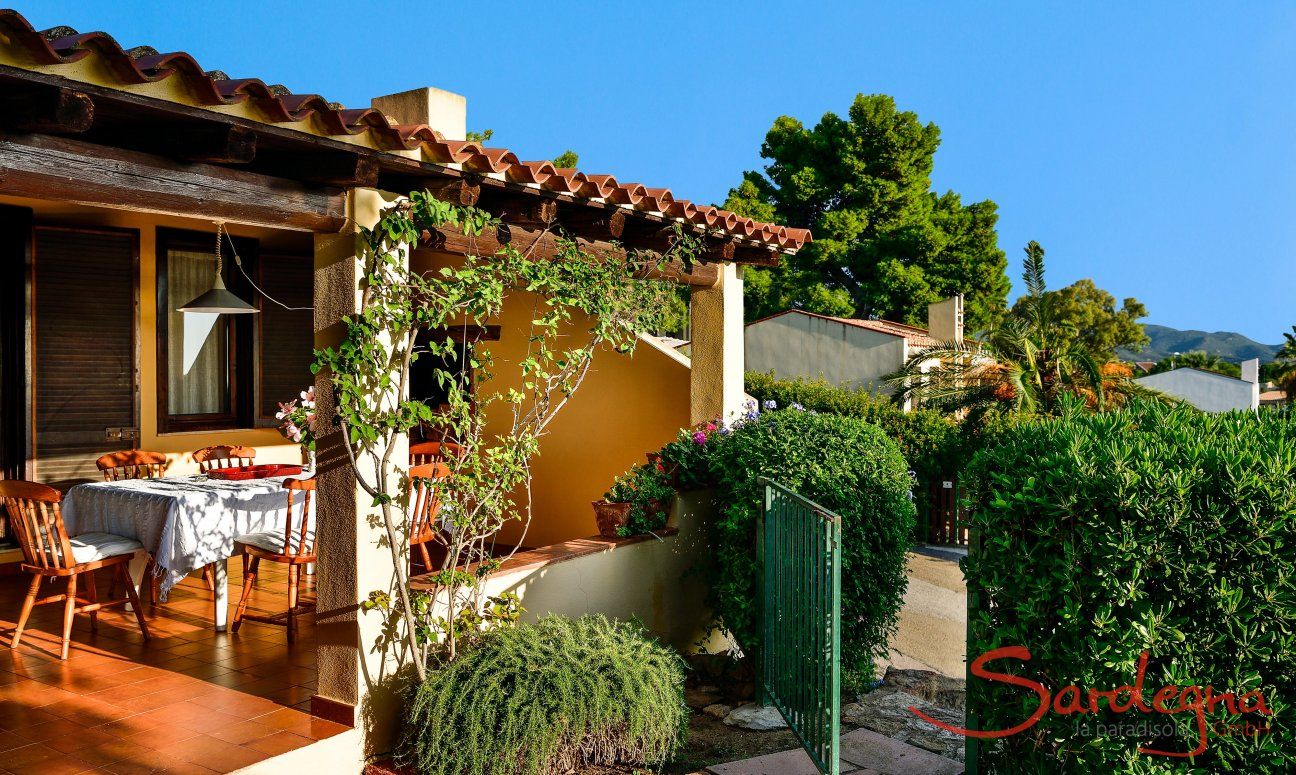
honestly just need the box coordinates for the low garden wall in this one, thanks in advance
[963,402,1296,771]
[481,488,729,654]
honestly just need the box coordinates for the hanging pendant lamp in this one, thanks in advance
[178,222,259,314]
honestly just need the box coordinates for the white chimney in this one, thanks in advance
[1242,358,1260,384]
[371,87,467,141]
[928,295,964,344]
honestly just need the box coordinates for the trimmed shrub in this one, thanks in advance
[705,409,916,686]
[744,372,967,528]
[398,615,688,775]
[964,401,1296,771]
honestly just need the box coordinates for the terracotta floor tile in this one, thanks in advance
[157,734,268,771]
[206,718,279,745]
[125,721,202,751]
[0,727,31,752]
[20,717,96,745]
[243,730,313,756]
[41,696,135,727]
[90,713,167,738]
[4,741,69,769]
[0,704,59,730]
[7,751,98,775]
[74,736,169,769]
[0,564,319,774]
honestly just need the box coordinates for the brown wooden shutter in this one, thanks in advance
[258,253,314,420]
[0,206,33,482]
[33,227,138,489]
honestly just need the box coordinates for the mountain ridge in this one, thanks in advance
[1119,324,1282,363]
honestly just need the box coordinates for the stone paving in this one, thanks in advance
[706,727,963,775]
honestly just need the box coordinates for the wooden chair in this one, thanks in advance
[409,463,450,573]
[232,477,316,643]
[193,445,256,473]
[96,450,167,481]
[0,480,150,659]
[96,450,167,601]
[192,445,257,592]
[409,441,463,466]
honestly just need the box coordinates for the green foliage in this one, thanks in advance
[398,615,688,775]
[704,409,916,686]
[1149,350,1242,378]
[724,94,1010,330]
[744,372,965,478]
[313,191,684,669]
[551,149,579,168]
[465,128,494,143]
[1011,278,1148,360]
[603,463,675,536]
[891,241,1157,419]
[963,401,1296,771]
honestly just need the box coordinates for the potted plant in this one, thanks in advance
[593,475,636,538]
[593,463,677,538]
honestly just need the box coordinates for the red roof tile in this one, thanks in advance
[0,9,810,253]
[747,309,941,348]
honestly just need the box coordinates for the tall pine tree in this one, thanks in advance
[725,94,1009,331]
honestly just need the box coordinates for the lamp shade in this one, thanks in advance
[177,274,259,314]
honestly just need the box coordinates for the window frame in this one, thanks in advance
[155,227,258,433]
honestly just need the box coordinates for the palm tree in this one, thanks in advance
[888,241,1152,417]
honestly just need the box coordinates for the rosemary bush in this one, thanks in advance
[398,615,688,775]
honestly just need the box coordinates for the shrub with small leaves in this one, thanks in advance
[705,409,915,687]
[397,615,688,775]
[964,401,1296,771]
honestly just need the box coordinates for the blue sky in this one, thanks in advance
[19,1,1296,342]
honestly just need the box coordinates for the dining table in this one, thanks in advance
[61,473,312,631]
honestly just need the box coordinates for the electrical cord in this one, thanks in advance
[217,221,315,312]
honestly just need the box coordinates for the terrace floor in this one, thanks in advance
[0,561,346,774]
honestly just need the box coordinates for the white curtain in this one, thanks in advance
[167,249,229,415]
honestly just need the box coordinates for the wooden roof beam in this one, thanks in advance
[419,220,718,287]
[0,85,94,134]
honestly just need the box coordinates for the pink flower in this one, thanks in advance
[705,423,717,433]
[692,431,707,445]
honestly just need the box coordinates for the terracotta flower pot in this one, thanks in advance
[592,501,632,538]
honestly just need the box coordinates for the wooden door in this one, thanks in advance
[32,227,139,489]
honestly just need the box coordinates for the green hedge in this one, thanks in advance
[705,409,915,686]
[398,615,688,775]
[745,372,970,535]
[964,402,1296,771]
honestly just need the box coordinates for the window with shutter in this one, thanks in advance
[257,253,314,422]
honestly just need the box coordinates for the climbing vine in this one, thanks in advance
[313,190,699,678]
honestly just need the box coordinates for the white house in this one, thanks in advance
[1134,358,1260,412]
[745,296,963,402]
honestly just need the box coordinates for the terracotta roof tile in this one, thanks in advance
[0,9,811,253]
[832,317,941,348]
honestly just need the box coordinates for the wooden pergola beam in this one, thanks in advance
[0,86,94,134]
[152,123,257,164]
[418,221,719,287]
[0,130,345,232]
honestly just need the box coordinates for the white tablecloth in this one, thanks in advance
[62,475,311,599]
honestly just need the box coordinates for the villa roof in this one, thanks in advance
[0,9,810,255]
[747,309,941,348]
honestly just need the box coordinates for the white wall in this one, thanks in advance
[1135,368,1259,412]
[745,312,906,393]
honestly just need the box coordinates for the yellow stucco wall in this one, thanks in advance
[2,195,309,476]
[408,249,693,548]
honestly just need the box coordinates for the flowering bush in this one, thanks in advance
[603,463,675,536]
[274,386,317,450]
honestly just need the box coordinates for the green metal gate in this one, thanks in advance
[758,478,841,775]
